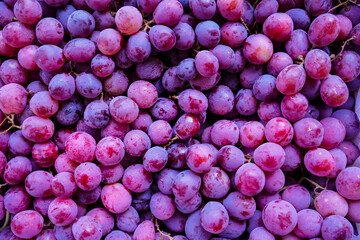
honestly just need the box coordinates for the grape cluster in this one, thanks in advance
[0,0,359,239]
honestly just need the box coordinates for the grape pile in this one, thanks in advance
[0,0,359,239]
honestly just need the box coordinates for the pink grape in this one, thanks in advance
[235,163,265,196]
[48,197,78,226]
[115,6,142,35]
[304,148,335,176]
[72,216,103,240]
[110,96,139,124]
[122,164,152,193]
[3,22,35,48]
[281,184,311,211]
[97,28,123,56]
[321,215,354,240]
[336,167,360,200]
[223,191,256,220]
[153,0,183,26]
[293,209,323,238]
[201,167,230,199]
[217,0,244,21]
[0,83,27,114]
[333,50,360,82]
[243,34,274,65]
[11,210,44,239]
[51,172,77,198]
[74,162,102,191]
[320,117,346,149]
[200,201,229,234]
[254,142,286,172]
[314,190,349,218]
[65,131,96,163]
[101,183,132,213]
[281,93,309,122]
[308,13,340,47]
[264,117,293,146]
[263,13,294,42]
[304,49,331,80]
[276,64,306,95]
[239,121,265,148]
[186,143,216,173]
[293,118,324,149]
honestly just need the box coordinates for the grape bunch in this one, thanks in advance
[0,0,359,239]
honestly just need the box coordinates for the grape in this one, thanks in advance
[304,148,335,176]
[292,209,322,238]
[338,141,360,165]
[286,8,310,29]
[210,45,235,70]
[332,109,360,140]
[56,4,76,32]
[308,13,340,47]
[92,10,114,31]
[247,210,265,233]
[11,210,44,239]
[51,171,77,198]
[157,168,180,195]
[4,185,31,214]
[223,191,256,220]
[243,34,274,65]
[35,44,66,72]
[195,50,219,77]
[217,0,244,21]
[285,29,310,60]
[96,29,123,56]
[25,170,53,197]
[72,216,102,240]
[35,17,64,45]
[167,143,187,169]
[0,2,14,27]
[74,162,102,191]
[254,0,279,24]
[320,117,346,149]
[235,88,259,115]
[304,0,331,16]
[90,54,115,78]
[150,192,175,220]
[105,231,131,240]
[149,25,176,51]
[48,73,75,101]
[336,14,353,41]
[208,85,234,115]
[127,80,158,109]
[200,201,229,234]
[86,0,111,11]
[115,206,140,233]
[131,111,153,133]
[122,164,152,192]
[133,220,155,240]
[189,0,216,20]
[0,83,27,114]
[174,114,200,140]
[175,191,202,214]
[201,166,230,199]
[73,186,101,205]
[321,215,354,240]
[176,58,197,81]
[143,146,168,172]
[253,74,279,101]
[264,117,293,146]
[3,22,35,48]
[153,0,183,26]
[29,91,59,118]
[220,22,247,48]
[304,49,331,80]
[172,169,201,200]
[263,169,285,193]
[0,59,28,85]
[235,163,265,196]
[195,20,221,48]
[281,184,311,211]
[209,120,239,147]
[136,0,161,12]
[250,227,275,240]
[63,38,97,62]
[314,189,348,218]
[262,200,298,236]
[101,183,132,213]
[227,48,247,73]
[4,156,32,185]
[267,52,293,77]
[127,31,152,63]
[254,143,285,172]
[263,13,293,42]
[86,208,114,236]
[186,210,212,239]
[217,145,245,172]
[336,167,360,200]
[257,101,281,122]
[17,45,39,71]
[148,120,173,145]
[189,70,221,91]
[9,130,33,156]
[123,130,151,157]
[281,93,309,122]
[67,10,95,37]
[48,197,78,226]
[239,121,265,148]
[56,96,84,126]
[172,22,195,51]
[53,224,74,240]
[186,143,216,173]
[256,192,282,210]
[136,58,164,80]
[0,31,19,57]
[45,0,70,7]
[333,50,360,82]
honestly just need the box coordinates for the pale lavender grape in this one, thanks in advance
[210,44,235,70]
[285,29,310,60]
[223,191,256,220]
[2,22,35,48]
[56,96,84,126]
[90,54,115,78]
[173,22,196,50]
[327,148,347,178]
[256,192,281,210]
[314,190,348,218]
[11,210,44,239]
[4,156,32,185]
[4,185,31,214]
[195,20,221,48]
[208,85,234,115]
[56,4,76,32]
[319,117,346,149]
[254,0,279,23]
[72,216,102,240]
[332,109,360,139]
[333,50,360,82]
[210,120,239,147]
[86,208,114,236]
[250,227,275,240]
[153,0,183,26]
[35,17,64,45]
[188,0,215,20]
[48,73,75,101]
[220,22,247,48]
[131,111,153,132]
[126,31,152,63]
[101,183,132,213]
[189,70,221,91]
[96,29,122,56]
[167,143,187,169]
[75,73,102,98]
[136,58,163,80]
[308,13,340,47]
[282,184,311,211]
[17,45,39,71]
[243,34,273,65]
[200,201,229,234]
[338,141,360,165]
[281,144,301,171]
[0,2,14,27]
[73,186,101,205]
[63,38,96,62]
[304,49,331,80]
[92,10,114,31]
[67,10,95,37]
[346,200,360,223]
[240,64,266,89]
[336,167,360,200]
[8,130,32,156]
[253,74,278,101]
[242,0,254,26]
[143,146,168,172]
[267,52,293,77]
[235,89,259,116]
[286,8,310,29]
[264,169,285,193]
[24,170,52,197]
[281,93,309,122]
[150,192,175,220]
[175,192,202,214]
[235,163,265,196]
[321,215,354,240]
[294,118,325,150]
[176,58,197,81]
[115,206,140,233]
[149,25,176,51]
[34,45,65,72]
[157,168,180,195]
[263,13,293,42]
[292,209,323,238]
[217,145,244,172]
[227,48,247,73]
[105,231,131,240]
[185,210,212,239]
[262,200,298,236]
[201,167,230,199]
[147,120,172,145]
[0,59,28,85]
[29,91,58,117]
[172,170,201,200]
[51,172,77,198]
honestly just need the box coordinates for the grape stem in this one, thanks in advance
[163,135,179,149]
[100,92,104,101]
[142,19,155,32]
[327,0,356,12]
[155,218,174,240]
[0,114,22,135]
[168,95,178,100]
[69,61,78,76]
[240,18,251,33]
[244,154,253,163]
[0,211,10,231]
[332,36,356,61]
[298,177,326,196]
